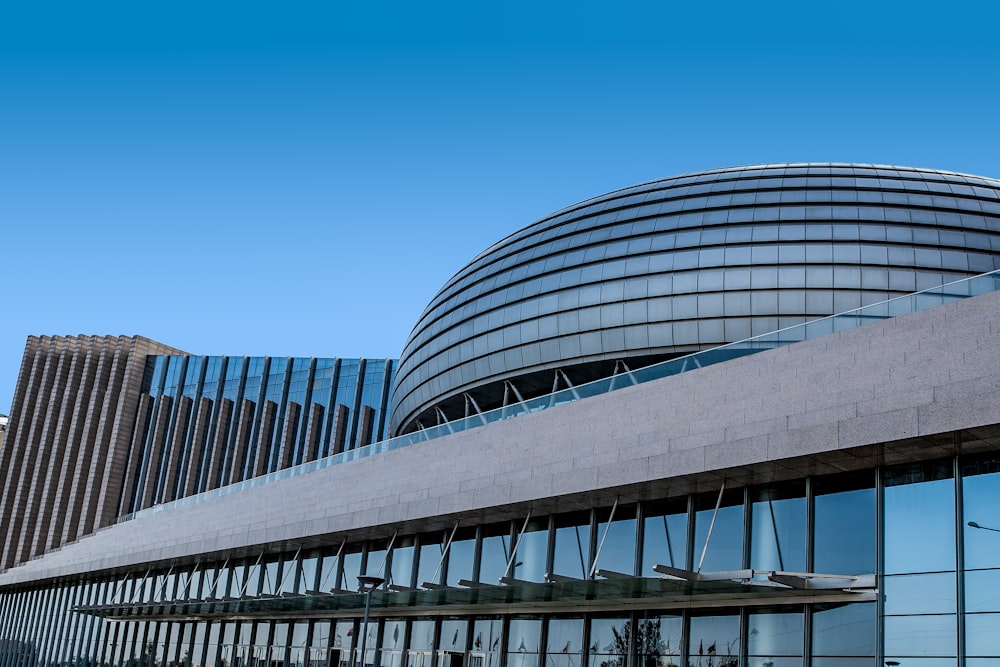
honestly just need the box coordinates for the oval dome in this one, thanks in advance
[390,163,1000,436]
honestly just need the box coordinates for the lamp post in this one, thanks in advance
[357,575,385,667]
[968,521,1000,533]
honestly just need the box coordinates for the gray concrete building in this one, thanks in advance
[2,163,1000,667]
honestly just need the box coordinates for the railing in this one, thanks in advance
[118,269,1000,523]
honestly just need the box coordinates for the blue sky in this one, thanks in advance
[2,1,999,412]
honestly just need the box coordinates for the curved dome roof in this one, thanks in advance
[390,163,1000,436]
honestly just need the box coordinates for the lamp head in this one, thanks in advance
[357,575,386,592]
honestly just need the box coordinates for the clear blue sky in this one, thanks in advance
[2,1,999,412]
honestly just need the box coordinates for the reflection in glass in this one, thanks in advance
[589,617,629,667]
[595,506,636,576]
[884,463,955,574]
[635,613,682,666]
[417,535,445,588]
[883,573,956,615]
[811,603,875,657]
[688,615,739,667]
[545,618,583,667]
[380,620,406,667]
[962,457,1000,571]
[883,614,955,657]
[507,619,541,667]
[438,619,467,655]
[445,533,476,587]
[514,520,549,582]
[471,619,502,667]
[366,548,387,579]
[750,484,805,572]
[480,524,512,585]
[389,539,415,589]
[747,610,803,660]
[340,551,362,592]
[965,612,1000,656]
[694,491,744,572]
[405,620,433,652]
[408,619,436,667]
[642,501,687,575]
[813,474,875,574]
[552,513,591,579]
[965,569,1000,612]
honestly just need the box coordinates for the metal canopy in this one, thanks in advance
[74,571,876,621]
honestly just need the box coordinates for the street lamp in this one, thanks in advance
[357,575,385,667]
[968,521,1000,533]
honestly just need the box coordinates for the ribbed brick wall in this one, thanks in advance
[0,336,183,570]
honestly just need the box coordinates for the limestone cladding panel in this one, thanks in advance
[2,291,999,585]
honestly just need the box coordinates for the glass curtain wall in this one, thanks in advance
[15,455,1000,667]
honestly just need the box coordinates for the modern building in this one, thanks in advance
[0,339,396,569]
[2,163,1000,667]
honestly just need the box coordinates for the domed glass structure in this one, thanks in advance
[390,163,1000,435]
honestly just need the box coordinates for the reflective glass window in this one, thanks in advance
[340,549,363,592]
[381,620,406,667]
[884,572,956,615]
[642,499,687,575]
[962,455,1000,570]
[884,462,955,574]
[688,614,739,667]
[813,472,876,574]
[513,519,549,583]
[965,569,1000,612]
[552,511,591,579]
[545,618,584,667]
[471,618,502,667]
[507,618,541,667]
[966,612,1000,656]
[747,610,803,661]
[694,490,744,572]
[445,530,476,587]
[439,619,467,654]
[408,619,435,651]
[589,617,630,667]
[635,612,682,664]
[389,538,415,589]
[749,483,805,572]
[595,505,636,576]
[811,603,875,657]
[479,523,513,585]
[883,614,955,658]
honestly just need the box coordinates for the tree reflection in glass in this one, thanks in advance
[688,615,739,667]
